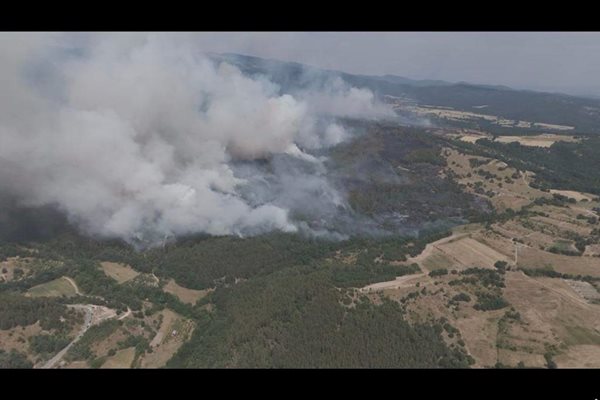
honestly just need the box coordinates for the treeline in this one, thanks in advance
[29,334,71,355]
[66,319,121,361]
[0,253,199,321]
[332,125,485,222]
[19,229,452,294]
[0,349,32,368]
[520,267,600,283]
[328,231,453,287]
[0,293,73,331]
[27,233,338,291]
[331,263,419,288]
[450,136,600,196]
[167,265,472,368]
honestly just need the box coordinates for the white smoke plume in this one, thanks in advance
[0,33,392,246]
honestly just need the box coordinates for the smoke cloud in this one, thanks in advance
[0,33,392,246]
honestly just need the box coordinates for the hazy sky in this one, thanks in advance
[190,32,600,98]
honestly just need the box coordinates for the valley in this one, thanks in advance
[3,47,600,369]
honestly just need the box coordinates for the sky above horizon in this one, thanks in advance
[189,32,600,98]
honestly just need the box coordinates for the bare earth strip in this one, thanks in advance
[360,273,425,293]
[494,134,578,148]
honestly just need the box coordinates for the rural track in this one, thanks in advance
[64,276,81,295]
[406,232,470,267]
[359,232,470,293]
[118,307,132,321]
[360,273,425,293]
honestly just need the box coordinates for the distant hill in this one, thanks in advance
[210,53,600,134]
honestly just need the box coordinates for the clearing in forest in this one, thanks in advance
[162,279,211,305]
[26,277,78,298]
[100,262,139,284]
[100,347,136,369]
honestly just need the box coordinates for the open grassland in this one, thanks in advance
[100,347,135,369]
[26,277,77,298]
[163,280,210,305]
[494,134,579,148]
[437,237,511,268]
[100,262,139,284]
[422,252,456,271]
[555,345,600,368]
[517,247,600,277]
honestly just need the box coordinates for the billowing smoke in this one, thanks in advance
[0,33,393,246]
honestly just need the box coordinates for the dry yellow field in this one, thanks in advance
[459,134,490,143]
[517,246,600,277]
[101,347,136,369]
[494,134,578,148]
[432,236,512,269]
[421,251,456,271]
[163,280,210,305]
[100,262,139,284]
[555,345,600,368]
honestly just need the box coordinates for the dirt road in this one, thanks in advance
[358,233,470,293]
[360,273,425,293]
[406,232,470,267]
[64,277,81,295]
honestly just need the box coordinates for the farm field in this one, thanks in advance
[26,277,78,298]
[494,134,579,148]
[100,262,139,284]
[141,309,194,368]
[162,280,210,305]
[101,347,135,368]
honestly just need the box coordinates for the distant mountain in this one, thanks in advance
[210,53,600,134]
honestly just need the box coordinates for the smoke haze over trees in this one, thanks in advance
[0,33,392,246]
